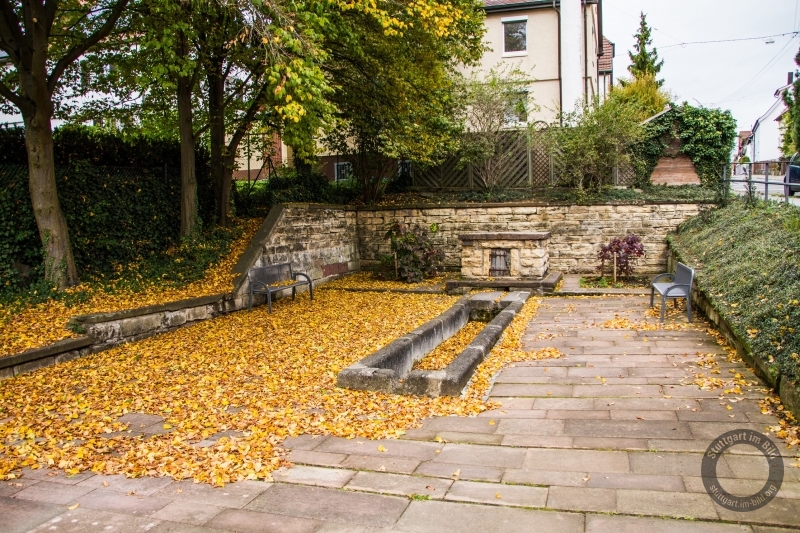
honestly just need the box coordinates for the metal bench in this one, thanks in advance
[650,262,695,322]
[247,263,313,313]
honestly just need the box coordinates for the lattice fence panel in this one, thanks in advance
[529,131,551,187]
[616,160,637,187]
[439,157,470,189]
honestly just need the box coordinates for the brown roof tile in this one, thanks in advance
[598,37,614,72]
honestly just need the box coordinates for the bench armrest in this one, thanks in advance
[250,280,269,292]
[293,272,312,286]
[651,273,674,284]
[663,284,691,297]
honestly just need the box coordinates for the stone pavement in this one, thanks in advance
[4,296,800,533]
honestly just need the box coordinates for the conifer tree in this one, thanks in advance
[628,12,664,86]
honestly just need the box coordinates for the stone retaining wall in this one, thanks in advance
[357,203,707,274]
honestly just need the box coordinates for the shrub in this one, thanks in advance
[597,234,645,279]
[384,220,444,283]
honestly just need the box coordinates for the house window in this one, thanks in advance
[504,91,529,126]
[503,18,527,54]
[334,161,352,182]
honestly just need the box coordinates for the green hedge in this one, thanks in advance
[0,126,214,293]
[668,200,800,387]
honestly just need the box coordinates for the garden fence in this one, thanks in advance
[411,130,637,190]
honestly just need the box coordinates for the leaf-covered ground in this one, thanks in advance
[414,321,486,371]
[322,271,448,291]
[0,219,262,357]
[0,291,555,485]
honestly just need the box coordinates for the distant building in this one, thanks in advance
[598,37,615,101]
[746,74,792,162]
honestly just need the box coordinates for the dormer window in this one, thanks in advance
[502,16,527,55]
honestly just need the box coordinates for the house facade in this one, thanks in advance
[476,0,608,123]
[748,81,791,162]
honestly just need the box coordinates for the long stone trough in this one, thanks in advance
[337,291,530,397]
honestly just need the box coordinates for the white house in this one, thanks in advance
[476,0,610,123]
[748,75,793,162]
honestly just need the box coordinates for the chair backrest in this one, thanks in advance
[675,262,694,286]
[247,263,294,285]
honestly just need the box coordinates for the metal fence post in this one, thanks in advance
[765,162,769,201]
[527,134,533,187]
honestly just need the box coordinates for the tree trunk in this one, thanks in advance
[24,113,78,289]
[177,68,197,238]
[207,59,228,226]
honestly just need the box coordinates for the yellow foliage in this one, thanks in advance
[0,219,262,357]
[0,292,554,484]
[414,321,485,371]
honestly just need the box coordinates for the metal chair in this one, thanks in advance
[650,262,695,322]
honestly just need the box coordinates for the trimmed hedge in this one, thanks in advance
[0,125,213,292]
[667,200,800,388]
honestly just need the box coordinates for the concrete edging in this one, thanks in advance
[337,292,530,397]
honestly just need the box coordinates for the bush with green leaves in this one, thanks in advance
[668,199,800,389]
[545,96,645,191]
[384,220,445,283]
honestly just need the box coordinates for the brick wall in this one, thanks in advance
[651,155,701,186]
[356,203,706,274]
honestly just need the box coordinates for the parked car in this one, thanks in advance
[786,153,800,197]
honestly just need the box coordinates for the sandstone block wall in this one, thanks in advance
[256,204,360,284]
[357,203,706,274]
[461,238,549,279]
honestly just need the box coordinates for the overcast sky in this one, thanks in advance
[603,0,799,133]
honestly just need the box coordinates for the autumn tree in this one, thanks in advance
[628,12,664,86]
[608,73,671,121]
[321,0,486,203]
[0,0,130,288]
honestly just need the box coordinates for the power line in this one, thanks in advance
[661,31,800,50]
[711,34,799,105]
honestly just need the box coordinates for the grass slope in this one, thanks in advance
[668,200,800,388]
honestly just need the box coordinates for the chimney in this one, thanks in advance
[790,72,795,85]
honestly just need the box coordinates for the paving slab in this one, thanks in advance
[584,514,753,533]
[75,489,173,515]
[495,418,566,436]
[0,496,64,533]
[287,449,347,467]
[0,478,39,497]
[152,479,268,509]
[77,473,174,496]
[616,489,719,519]
[445,480,548,507]
[281,435,329,451]
[586,472,685,491]
[150,499,226,525]
[345,471,451,498]
[26,508,168,533]
[523,448,630,473]
[315,436,442,461]
[245,483,408,527]
[12,480,96,505]
[422,417,499,434]
[393,500,585,533]
[564,419,693,439]
[414,462,504,483]
[273,465,355,488]
[630,451,735,477]
[207,507,320,533]
[546,485,617,512]
[341,454,421,474]
[503,468,589,487]
[432,443,526,469]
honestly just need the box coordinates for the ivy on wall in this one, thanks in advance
[0,126,213,293]
[632,103,738,188]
